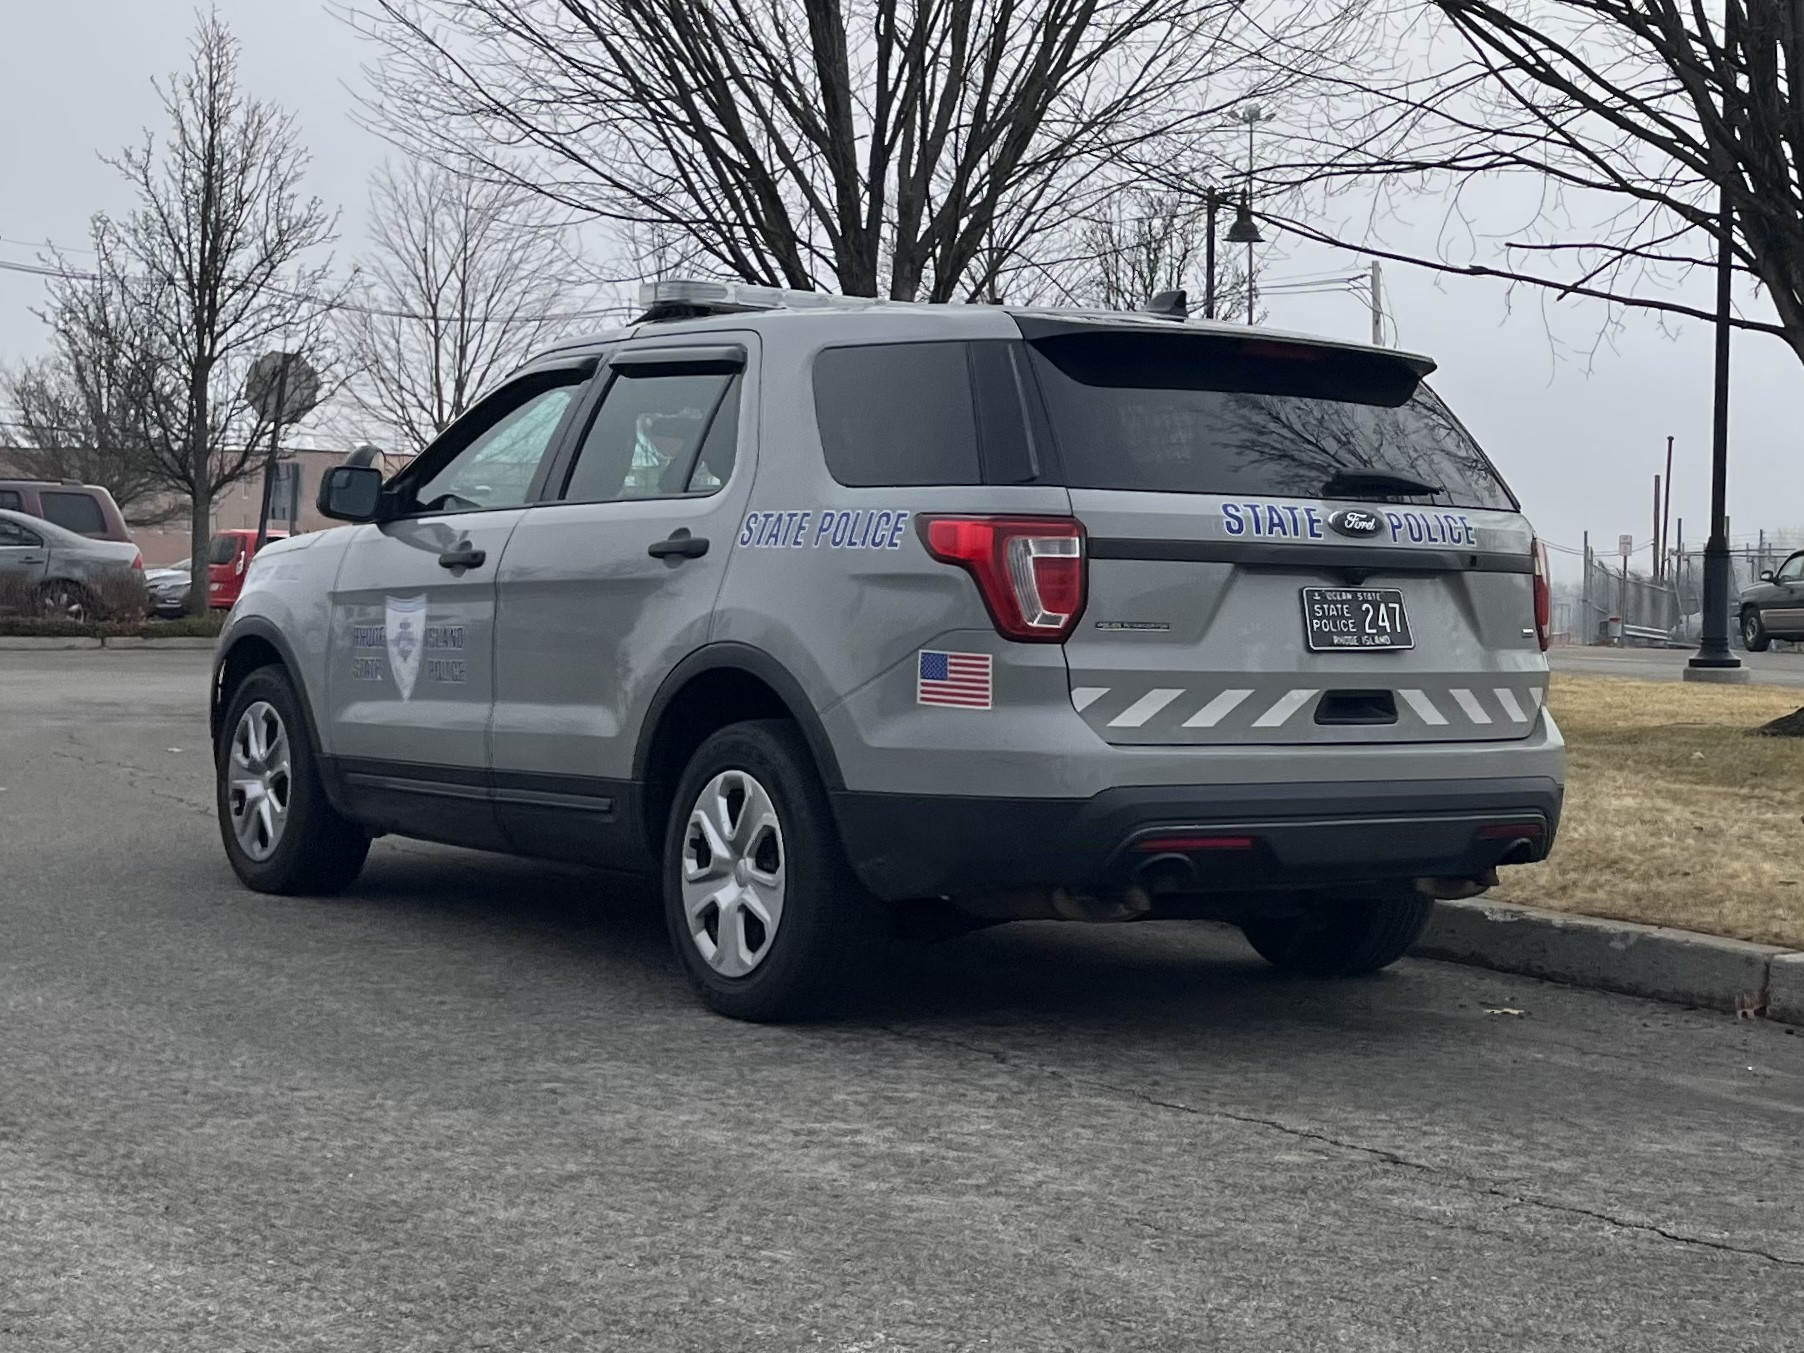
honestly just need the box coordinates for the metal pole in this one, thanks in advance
[254,356,290,554]
[1686,176,1744,678]
[1204,190,1219,321]
[1582,530,1590,642]
[1653,474,1662,582]
[1245,116,1257,325]
[1370,260,1384,346]
[1661,435,1674,580]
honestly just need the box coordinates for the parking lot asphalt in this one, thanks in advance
[3,649,1803,1352]
[1550,643,1804,685]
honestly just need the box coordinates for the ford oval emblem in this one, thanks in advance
[1328,508,1382,539]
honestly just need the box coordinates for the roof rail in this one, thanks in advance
[636,277,899,323]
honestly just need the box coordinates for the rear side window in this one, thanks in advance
[814,343,982,486]
[1027,330,1515,512]
[562,370,739,502]
[0,490,21,510]
[41,490,108,536]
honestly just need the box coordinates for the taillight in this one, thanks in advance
[1531,538,1551,652]
[918,515,1087,642]
[130,551,144,572]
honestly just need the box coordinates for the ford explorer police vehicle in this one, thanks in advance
[211,279,1562,1020]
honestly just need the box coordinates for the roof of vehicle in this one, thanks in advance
[528,279,1438,376]
[0,477,111,490]
[215,527,289,537]
[0,506,135,554]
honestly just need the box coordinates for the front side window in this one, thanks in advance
[408,383,580,514]
[41,491,107,536]
[208,535,242,565]
[561,371,739,503]
[1777,556,1804,583]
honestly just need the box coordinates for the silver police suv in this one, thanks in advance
[211,279,1563,1020]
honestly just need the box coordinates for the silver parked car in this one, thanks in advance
[0,507,145,622]
[145,558,192,618]
[211,279,1563,1021]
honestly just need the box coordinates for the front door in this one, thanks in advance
[324,364,593,846]
[489,338,757,866]
[0,517,49,599]
[1763,554,1804,636]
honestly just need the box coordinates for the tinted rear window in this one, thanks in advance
[1027,331,1515,512]
[40,490,108,535]
[814,343,981,486]
[0,490,21,510]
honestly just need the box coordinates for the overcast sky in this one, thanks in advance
[2,0,1798,578]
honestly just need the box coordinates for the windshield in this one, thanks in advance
[1027,331,1516,512]
[207,535,241,564]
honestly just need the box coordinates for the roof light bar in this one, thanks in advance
[637,277,898,319]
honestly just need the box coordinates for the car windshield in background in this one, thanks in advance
[1027,330,1516,512]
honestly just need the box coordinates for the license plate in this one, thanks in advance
[1301,588,1413,651]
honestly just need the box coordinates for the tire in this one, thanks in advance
[662,719,879,1022]
[39,580,94,625]
[1240,887,1436,977]
[216,665,370,895]
[1742,608,1771,652]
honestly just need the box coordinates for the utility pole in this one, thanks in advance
[1581,530,1591,642]
[1653,475,1662,583]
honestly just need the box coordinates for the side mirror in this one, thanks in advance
[1761,570,1777,583]
[318,464,385,522]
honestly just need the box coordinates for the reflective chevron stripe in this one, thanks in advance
[1184,689,1254,728]
[1109,688,1184,728]
[1494,688,1529,722]
[1449,689,1491,724]
[1251,689,1319,727]
[1070,687,1109,712]
[1398,689,1447,725]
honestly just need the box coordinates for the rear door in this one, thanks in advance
[489,338,755,865]
[1020,321,1545,746]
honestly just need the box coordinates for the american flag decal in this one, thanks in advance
[917,649,993,709]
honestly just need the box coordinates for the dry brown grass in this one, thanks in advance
[1490,673,1804,948]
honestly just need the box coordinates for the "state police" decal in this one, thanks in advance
[739,509,911,550]
[1223,501,1477,546]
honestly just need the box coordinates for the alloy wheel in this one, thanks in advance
[227,700,292,861]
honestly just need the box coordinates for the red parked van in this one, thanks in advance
[207,528,287,609]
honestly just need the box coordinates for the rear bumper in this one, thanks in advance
[831,775,1562,901]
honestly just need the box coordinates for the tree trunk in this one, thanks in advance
[186,379,210,617]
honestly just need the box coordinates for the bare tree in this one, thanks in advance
[1061,189,1258,318]
[0,255,170,520]
[339,158,595,452]
[98,13,337,611]
[341,0,1366,301]
[1259,1,1804,358]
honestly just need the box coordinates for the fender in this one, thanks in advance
[633,641,845,791]
[210,616,330,768]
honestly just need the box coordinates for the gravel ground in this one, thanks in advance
[3,649,1802,1352]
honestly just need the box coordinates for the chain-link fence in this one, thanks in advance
[1555,544,1793,647]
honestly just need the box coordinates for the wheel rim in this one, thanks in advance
[227,701,293,862]
[680,769,786,978]
[1745,613,1760,644]
[42,585,87,624]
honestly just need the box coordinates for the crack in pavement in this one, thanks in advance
[48,746,211,816]
[883,1025,1804,1270]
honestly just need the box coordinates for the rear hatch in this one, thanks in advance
[1017,320,1545,746]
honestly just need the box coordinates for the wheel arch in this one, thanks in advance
[211,619,327,764]
[634,644,843,859]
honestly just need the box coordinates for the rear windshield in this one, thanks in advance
[40,490,108,536]
[208,535,242,564]
[1027,330,1515,512]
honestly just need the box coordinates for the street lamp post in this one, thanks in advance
[1684,178,1747,683]
[1229,105,1268,324]
[1204,187,1222,320]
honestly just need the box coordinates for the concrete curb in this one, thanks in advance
[1415,898,1801,1023]
[0,635,216,650]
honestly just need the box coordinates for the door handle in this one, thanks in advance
[437,542,487,571]
[647,530,709,560]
